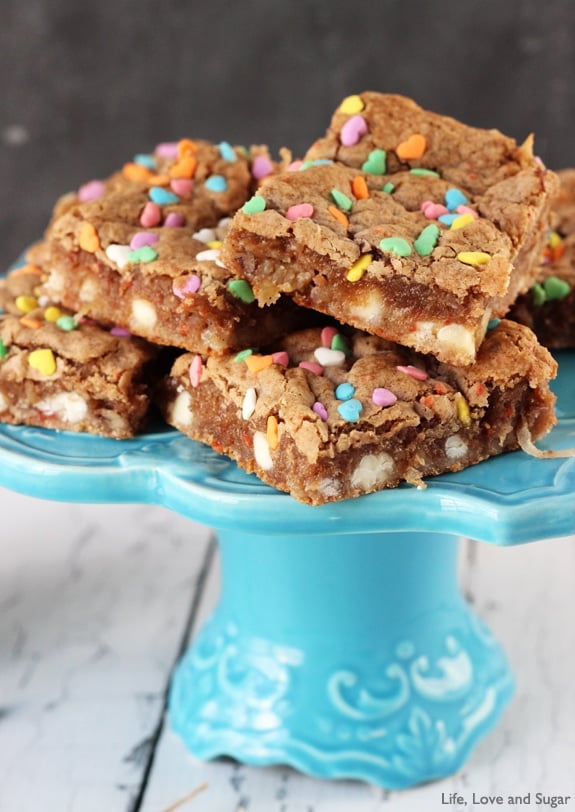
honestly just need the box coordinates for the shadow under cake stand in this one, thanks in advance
[0,353,573,789]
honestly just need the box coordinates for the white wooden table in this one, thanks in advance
[1,486,574,812]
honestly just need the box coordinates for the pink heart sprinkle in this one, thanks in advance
[140,202,162,227]
[313,401,328,421]
[272,351,289,367]
[421,201,449,219]
[189,355,203,388]
[372,387,398,407]
[252,154,274,180]
[299,361,324,376]
[173,275,201,299]
[170,178,194,198]
[287,160,303,172]
[155,141,179,158]
[340,115,368,147]
[455,205,478,218]
[164,212,185,227]
[286,203,314,221]
[130,231,159,250]
[321,326,339,347]
[396,364,429,381]
[78,179,105,202]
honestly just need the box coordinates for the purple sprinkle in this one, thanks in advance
[372,387,398,407]
[164,212,186,228]
[110,326,132,337]
[78,180,105,202]
[155,141,179,158]
[252,154,274,180]
[129,232,160,250]
[173,274,201,299]
[312,401,328,421]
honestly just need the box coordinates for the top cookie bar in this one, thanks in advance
[222,93,558,366]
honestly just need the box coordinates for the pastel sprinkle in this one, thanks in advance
[455,205,478,217]
[314,347,346,367]
[327,204,349,228]
[379,237,412,257]
[128,246,158,263]
[130,232,159,250]
[299,361,324,375]
[361,149,387,175]
[338,94,365,115]
[313,401,328,421]
[266,415,280,450]
[105,244,132,269]
[173,275,201,299]
[487,318,501,331]
[346,253,373,282]
[438,213,458,226]
[196,248,223,264]
[272,351,289,367]
[243,195,266,214]
[397,364,428,381]
[193,228,216,243]
[337,399,363,422]
[219,141,237,162]
[78,179,105,202]
[287,160,304,172]
[335,381,356,400]
[422,200,449,219]
[79,222,100,253]
[252,154,274,179]
[0,338,7,359]
[543,276,571,300]
[330,188,353,211]
[43,306,63,322]
[110,326,131,337]
[396,133,427,160]
[19,317,42,329]
[140,201,162,227]
[372,387,398,407]
[28,348,56,376]
[155,142,179,158]
[340,115,368,147]
[134,153,155,169]
[242,388,257,420]
[286,203,314,220]
[455,392,471,426]
[451,213,475,230]
[169,155,197,179]
[352,176,369,199]
[382,182,395,194]
[445,188,468,211]
[149,187,179,205]
[15,295,38,314]
[414,224,440,257]
[56,315,77,331]
[164,212,186,227]
[457,251,491,266]
[234,349,253,362]
[205,175,228,192]
[170,178,194,198]
[207,240,222,249]
[321,327,339,347]
[410,168,440,177]
[245,354,273,373]
[227,279,256,303]
[331,333,351,355]
[300,159,333,170]
[189,355,203,388]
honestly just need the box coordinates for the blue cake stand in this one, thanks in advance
[0,334,573,788]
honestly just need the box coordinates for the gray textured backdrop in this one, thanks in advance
[2,0,575,269]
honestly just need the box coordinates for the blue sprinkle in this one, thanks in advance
[134,153,156,169]
[445,188,468,211]
[299,158,334,170]
[149,186,180,205]
[438,213,458,225]
[205,174,228,192]
[337,399,363,422]
[218,141,237,162]
[335,382,356,401]
[487,318,501,331]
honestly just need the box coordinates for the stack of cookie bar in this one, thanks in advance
[0,93,566,502]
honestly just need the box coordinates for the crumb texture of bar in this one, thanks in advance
[222,92,559,366]
[158,320,557,505]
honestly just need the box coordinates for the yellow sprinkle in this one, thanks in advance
[548,231,562,248]
[15,294,38,314]
[79,222,100,253]
[44,306,63,322]
[455,392,471,427]
[450,213,475,230]
[457,251,491,266]
[339,94,365,115]
[346,253,373,283]
[206,240,223,249]
[266,415,279,450]
[28,348,57,376]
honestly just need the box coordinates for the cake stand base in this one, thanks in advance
[169,530,514,789]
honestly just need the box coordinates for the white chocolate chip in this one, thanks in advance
[192,227,216,243]
[196,248,225,267]
[253,431,274,470]
[36,392,88,423]
[347,291,384,324]
[351,452,395,491]
[242,387,257,420]
[318,478,342,498]
[445,434,468,459]
[313,347,346,367]
[130,298,157,331]
[105,244,132,269]
[170,390,193,428]
[436,324,476,362]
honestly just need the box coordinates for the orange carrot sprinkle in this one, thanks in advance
[79,222,100,253]
[352,176,369,199]
[327,205,349,228]
[122,162,152,182]
[244,354,274,373]
[169,155,198,179]
[266,415,279,449]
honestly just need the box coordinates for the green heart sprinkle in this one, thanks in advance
[128,246,158,264]
[410,168,440,177]
[414,224,440,257]
[382,182,395,194]
[0,337,8,359]
[227,279,256,303]
[543,275,571,300]
[361,149,387,174]
[330,188,353,211]
[242,195,266,214]
[331,333,352,356]
[56,315,77,331]
[531,283,546,306]
[234,348,254,362]
[379,237,412,257]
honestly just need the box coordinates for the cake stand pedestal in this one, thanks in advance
[0,352,573,789]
